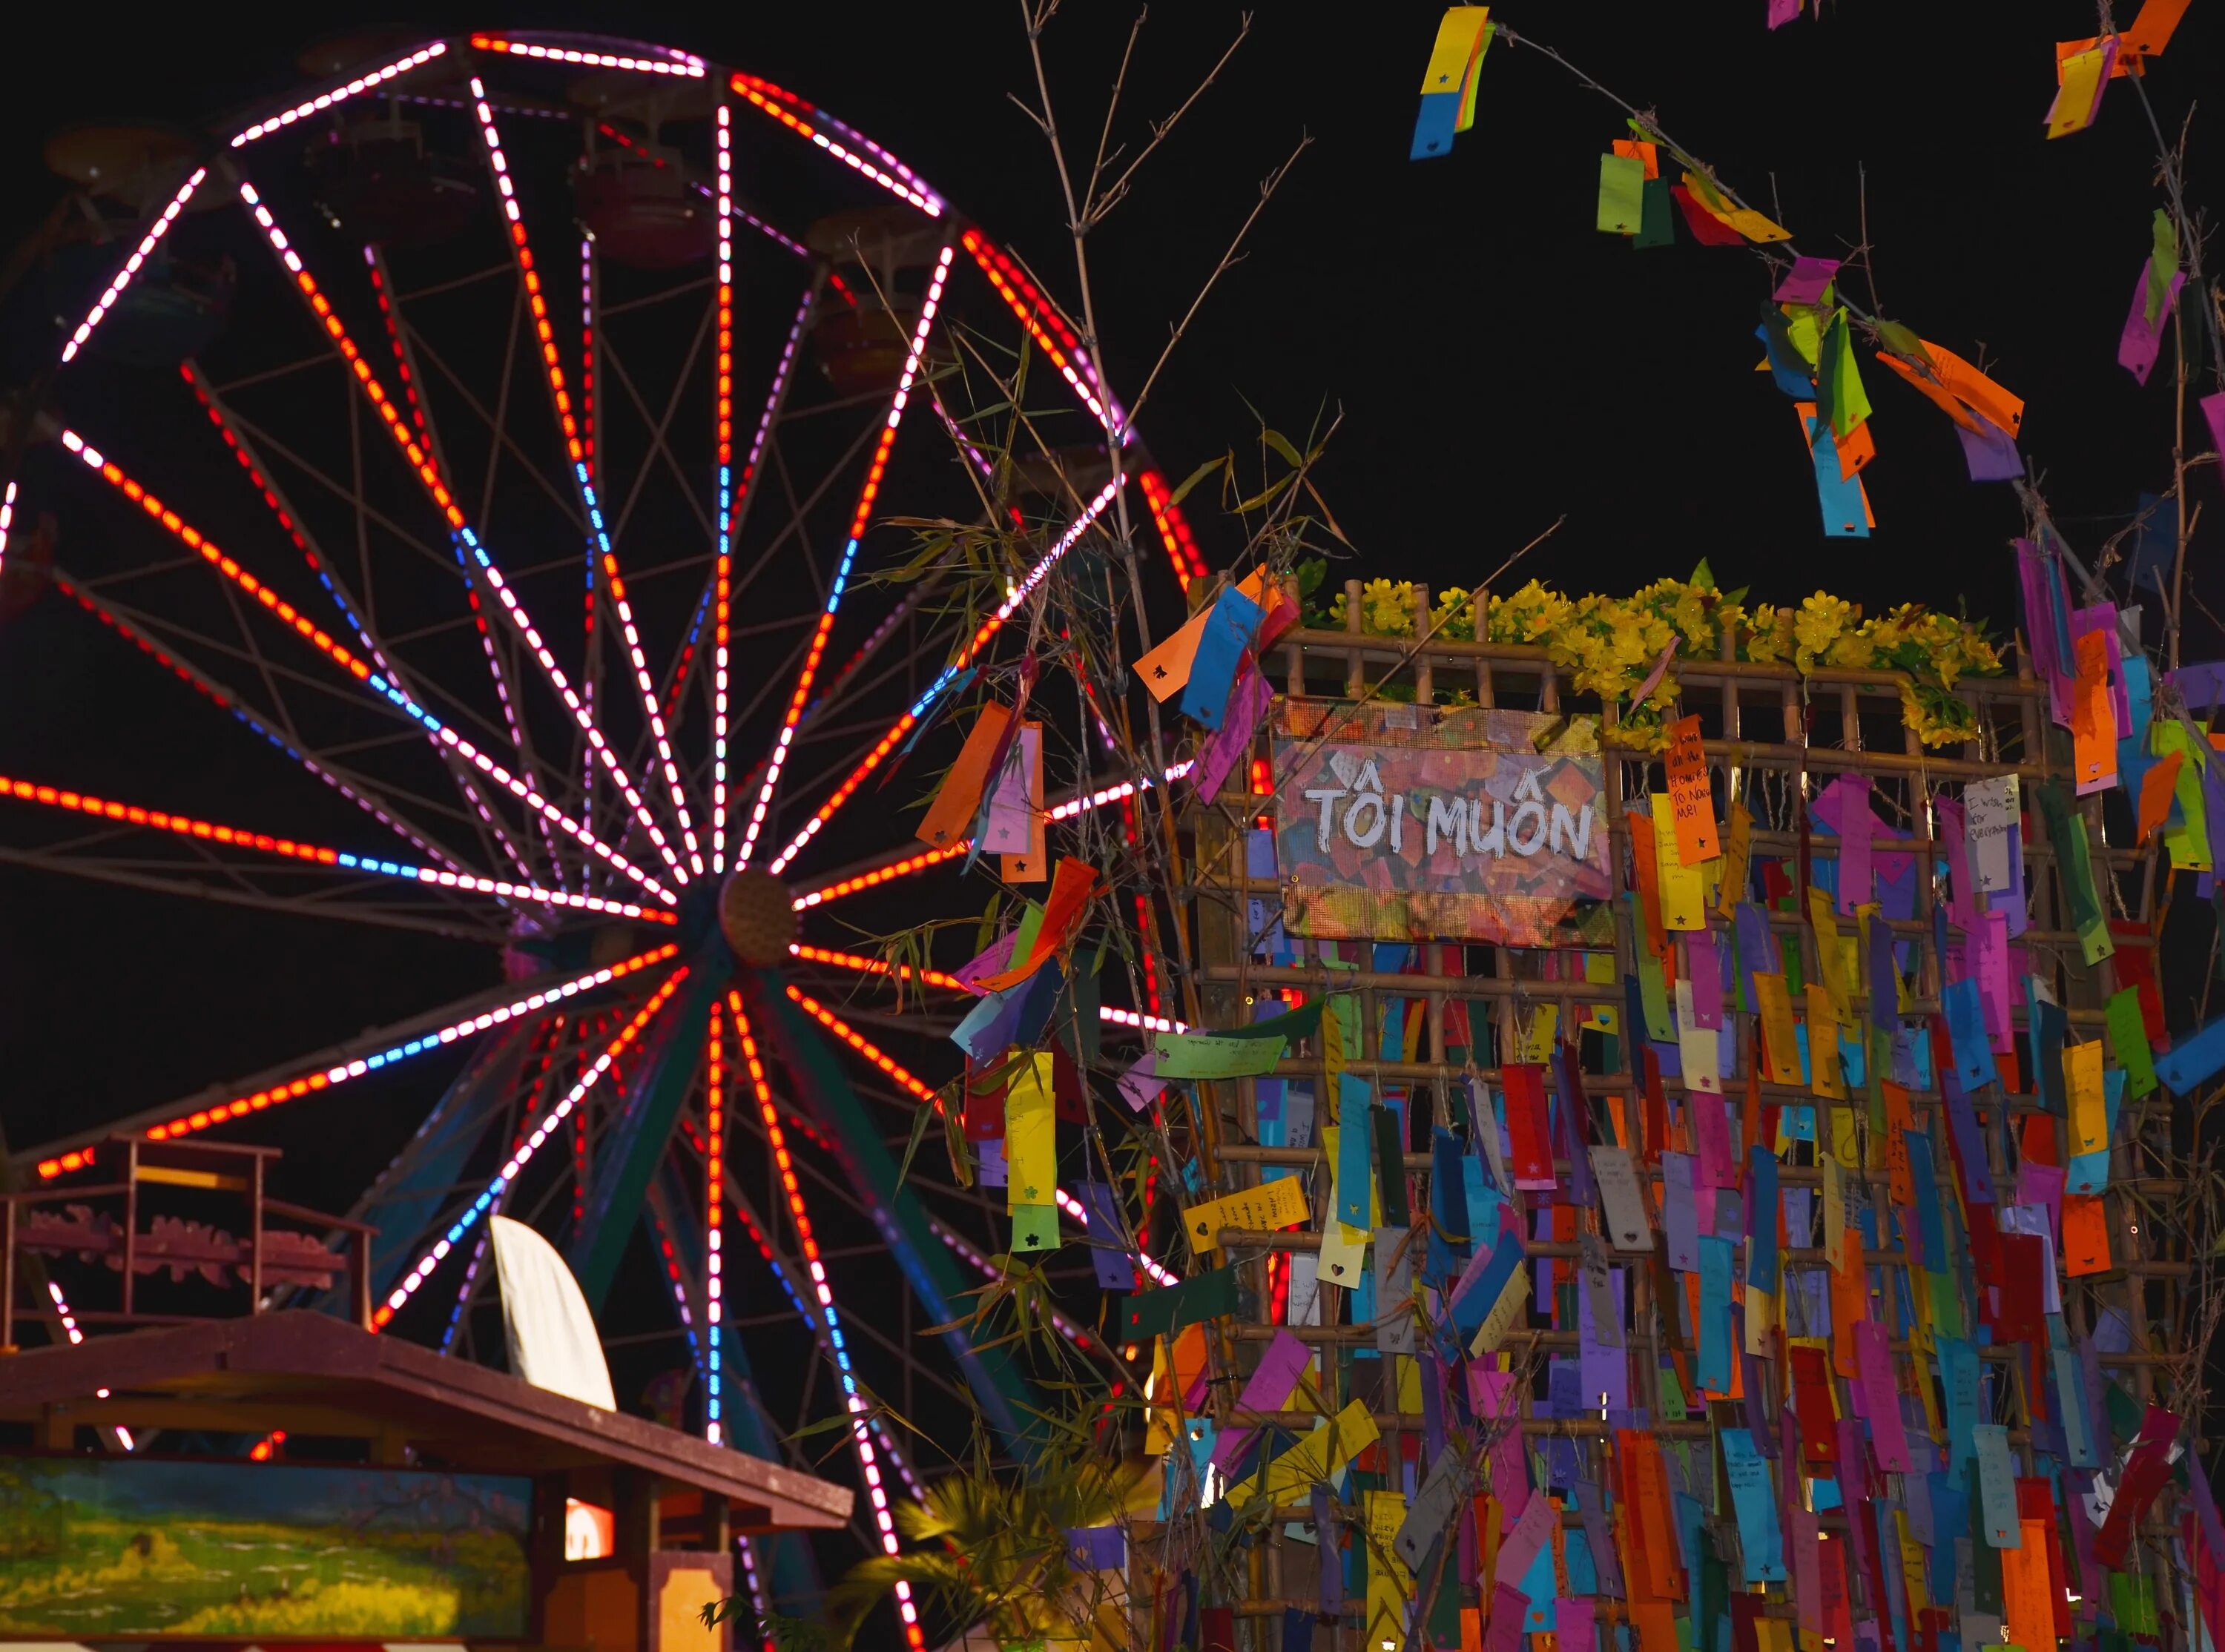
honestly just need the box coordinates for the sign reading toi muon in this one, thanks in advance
[1270,698,1612,946]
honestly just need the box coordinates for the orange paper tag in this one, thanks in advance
[1665,716,1720,865]
[917,701,1012,849]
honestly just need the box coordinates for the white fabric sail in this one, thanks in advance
[489,1215,617,1411]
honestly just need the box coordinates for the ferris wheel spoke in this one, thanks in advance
[725,994,930,1648]
[63,576,525,865]
[56,430,676,904]
[227,42,450,149]
[735,246,955,871]
[0,770,672,931]
[784,989,1179,1291]
[957,230,1125,439]
[785,946,967,993]
[763,475,1126,876]
[785,755,1193,916]
[374,966,693,1329]
[364,249,556,874]
[58,167,211,364]
[26,946,677,1180]
[727,73,945,219]
[230,182,685,884]
[468,79,705,880]
[179,365,544,883]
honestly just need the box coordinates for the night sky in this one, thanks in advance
[0,6,2218,1263]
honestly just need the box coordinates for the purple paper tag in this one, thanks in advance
[1687,931,1724,1030]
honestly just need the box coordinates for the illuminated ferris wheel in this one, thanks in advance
[0,28,1204,1628]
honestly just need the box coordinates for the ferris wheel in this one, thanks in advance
[0,28,1206,1630]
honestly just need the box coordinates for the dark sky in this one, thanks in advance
[1,4,2219,1184]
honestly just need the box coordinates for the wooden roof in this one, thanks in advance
[0,1312,851,1533]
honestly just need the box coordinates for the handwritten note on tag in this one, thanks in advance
[1589,1146,1653,1251]
[1184,1175,1310,1253]
[1666,715,1721,865]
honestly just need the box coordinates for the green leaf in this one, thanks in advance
[1873,318,1931,367]
[895,1094,937,1193]
[1688,558,1716,592]
[1165,453,1227,510]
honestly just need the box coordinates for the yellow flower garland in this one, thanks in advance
[1315,575,2000,750]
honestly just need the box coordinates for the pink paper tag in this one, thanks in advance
[1494,1490,1556,1585]
[1694,1092,1736,1192]
[955,930,1018,991]
[1972,908,2012,1052]
[1486,1584,1531,1652]
[1834,773,1874,914]
[1686,931,1724,1030]
[1210,1329,1311,1472]
[1854,1321,1911,1470]
[1558,1596,1598,1652]
[1193,660,1273,803]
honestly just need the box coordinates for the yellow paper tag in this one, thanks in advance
[1184,1175,1311,1254]
[1651,796,1707,930]
[1752,972,1804,1085]
[2068,1037,2108,1154]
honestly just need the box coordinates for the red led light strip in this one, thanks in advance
[467,82,702,876]
[764,476,1124,876]
[786,945,966,993]
[375,969,690,1328]
[705,1002,726,1444]
[233,182,682,882]
[0,770,668,921]
[180,360,538,883]
[728,994,927,1648]
[713,102,733,872]
[728,73,942,217]
[715,282,815,870]
[1138,466,1210,590]
[957,229,1121,435]
[788,843,968,911]
[782,985,941,1106]
[58,427,674,903]
[735,247,953,870]
[36,946,678,1179]
[54,569,467,876]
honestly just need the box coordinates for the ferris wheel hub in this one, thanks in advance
[719,867,797,967]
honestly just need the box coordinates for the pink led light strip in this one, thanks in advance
[0,480,13,578]
[234,182,683,881]
[57,429,675,905]
[728,74,943,217]
[231,43,448,145]
[180,360,537,884]
[471,35,703,76]
[466,82,703,877]
[362,245,541,847]
[958,230,1122,436]
[734,247,953,870]
[764,477,1126,876]
[712,104,734,872]
[60,168,208,364]
[0,769,671,921]
[36,946,679,1180]
[784,759,1193,913]
[716,283,815,871]
[375,968,690,1329]
[728,995,926,1651]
